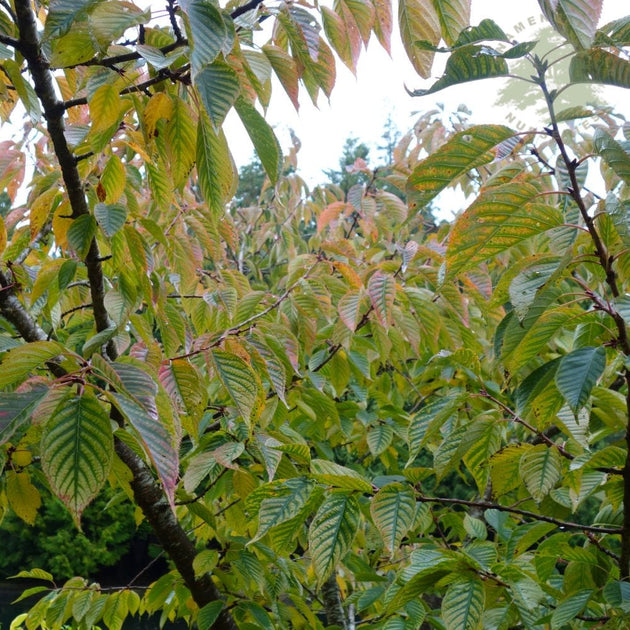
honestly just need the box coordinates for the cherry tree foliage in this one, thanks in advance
[0,0,629,628]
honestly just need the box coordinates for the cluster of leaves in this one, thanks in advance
[0,0,630,629]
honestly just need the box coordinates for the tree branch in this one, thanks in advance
[321,573,349,630]
[14,0,114,357]
[0,269,48,343]
[0,32,20,48]
[114,439,238,630]
[415,493,622,535]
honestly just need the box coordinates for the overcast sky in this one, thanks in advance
[226,0,630,186]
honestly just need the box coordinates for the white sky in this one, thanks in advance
[226,0,630,186]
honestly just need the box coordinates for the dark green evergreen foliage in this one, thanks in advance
[233,159,267,207]
[377,114,401,165]
[0,191,9,217]
[0,489,144,580]
[323,137,371,194]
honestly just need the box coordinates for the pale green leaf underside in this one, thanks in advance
[442,576,485,630]
[433,0,470,46]
[370,483,416,553]
[0,387,49,446]
[520,444,562,502]
[212,349,261,423]
[252,478,315,543]
[555,346,606,414]
[594,129,630,185]
[398,0,440,78]
[309,492,360,583]
[41,393,113,523]
[539,0,602,49]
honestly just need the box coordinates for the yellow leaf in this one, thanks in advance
[52,200,74,250]
[144,92,173,139]
[0,215,6,255]
[6,470,41,524]
[100,154,126,203]
[30,187,60,240]
[333,261,363,289]
[89,84,125,133]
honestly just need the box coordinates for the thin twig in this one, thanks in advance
[415,494,622,535]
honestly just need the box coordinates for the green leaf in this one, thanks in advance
[407,397,460,466]
[82,325,118,359]
[446,183,562,277]
[398,0,440,78]
[463,514,487,540]
[211,350,262,424]
[519,444,562,502]
[251,478,315,543]
[197,601,225,630]
[234,96,282,185]
[515,359,561,415]
[551,589,593,627]
[366,424,393,456]
[555,346,606,414]
[11,568,54,582]
[183,0,231,75]
[570,49,630,89]
[195,60,240,130]
[193,549,219,578]
[509,258,562,321]
[595,16,630,46]
[603,581,630,611]
[454,18,509,45]
[102,591,127,630]
[41,392,113,524]
[0,341,67,388]
[0,387,48,445]
[367,270,396,327]
[2,60,41,122]
[67,214,97,258]
[594,129,630,185]
[43,0,99,41]
[407,125,515,209]
[196,115,236,216]
[94,203,127,238]
[442,576,485,630]
[615,295,630,327]
[370,483,415,554]
[50,28,97,67]
[309,491,360,583]
[89,1,149,49]
[408,44,508,97]
[502,305,577,373]
[311,458,373,492]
